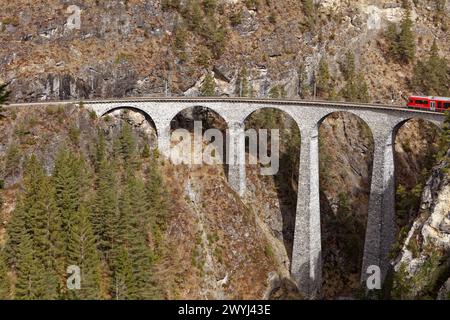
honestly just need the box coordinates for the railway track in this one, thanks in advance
[4,96,445,115]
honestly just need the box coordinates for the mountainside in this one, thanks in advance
[1,0,449,103]
[0,0,449,300]
[392,150,450,300]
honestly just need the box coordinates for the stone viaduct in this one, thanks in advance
[82,97,445,298]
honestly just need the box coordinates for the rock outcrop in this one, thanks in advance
[392,150,450,299]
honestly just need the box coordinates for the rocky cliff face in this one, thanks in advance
[392,151,450,300]
[1,0,448,103]
[0,0,448,300]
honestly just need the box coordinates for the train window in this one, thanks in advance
[416,100,428,105]
[438,102,442,108]
[444,103,450,109]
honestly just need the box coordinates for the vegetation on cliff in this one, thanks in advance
[1,118,169,299]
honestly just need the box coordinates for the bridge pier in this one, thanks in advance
[291,124,322,298]
[156,122,172,158]
[227,122,246,196]
[361,128,396,287]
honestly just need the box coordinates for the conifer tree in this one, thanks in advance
[0,250,9,299]
[31,175,61,285]
[298,64,310,98]
[15,233,56,300]
[141,143,151,159]
[95,130,107,173]
[203,0,217,16]
[67,205,102,300]
[340,51,356,81]
[5,156,49,265]
[111,245,134,300]
[5,199,27,266]
[412,40,450,96]
[398,8,415,64]
[200,73,216,96]
[118,122,137,163]
[386,22,399,59]
[316,57,331,98]
[236,67,250,97]
[14,233,35,299]
[302,0,316,30]
[53,147,87,237]
[91,157,119,260]
[145,152,169,255]
[0,82,10,116]
[121,172,155,299]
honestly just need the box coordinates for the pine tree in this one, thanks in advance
[142,143,151,159]
[0,250,9,299]
[302,0,316,30]
[183,0,203,29]
[95,130,107,173]
[298,64,310,98]
[412,40,450,96]
[398,8,415,64]
[203,0,217,16]
[4,199,26,266]
[91,157,119,260]
[316,57,331,98]
[355,73,370,103]
[4,143,21,181]
[145,152,168,255]
[5,156,44,265]
[31,175,60,288]
[67,205,102,300]
[53,147,88,236]
[200,73,216,96]
[386,22,399,59]
[110,245,134,300]
[340,51,356,81]
[236,67,250,97]
[341,73,370,103]
[0,82,10,116]
[14,233,35,299]
[122,172,155,299]
[15,233,56,299]
[118,122,137,163]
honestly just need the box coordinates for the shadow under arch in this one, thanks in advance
[317,111,375,299]
[243,107,301,267]
[169,105,229,177]
[101,106,158,134]
[390,117,442,257]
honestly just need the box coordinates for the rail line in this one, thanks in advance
[4,96,445,115]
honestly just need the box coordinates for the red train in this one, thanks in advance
[407,96,450,112]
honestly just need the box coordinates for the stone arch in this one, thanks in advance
[243,107,302,267]
[317,111,375,298]
[317,109,375,130]
[101,106,158,134]
[168,105,230,177]
[169,105,228,132]
[99,105,159,154]
[240,105,300,128]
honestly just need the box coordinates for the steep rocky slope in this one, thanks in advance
[0,0,448,103]
[392,150,450,300]
[0,0,448,300]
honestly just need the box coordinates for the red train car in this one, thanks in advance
[407,96,450,112]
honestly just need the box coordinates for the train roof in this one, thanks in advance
[409,95,450,101]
